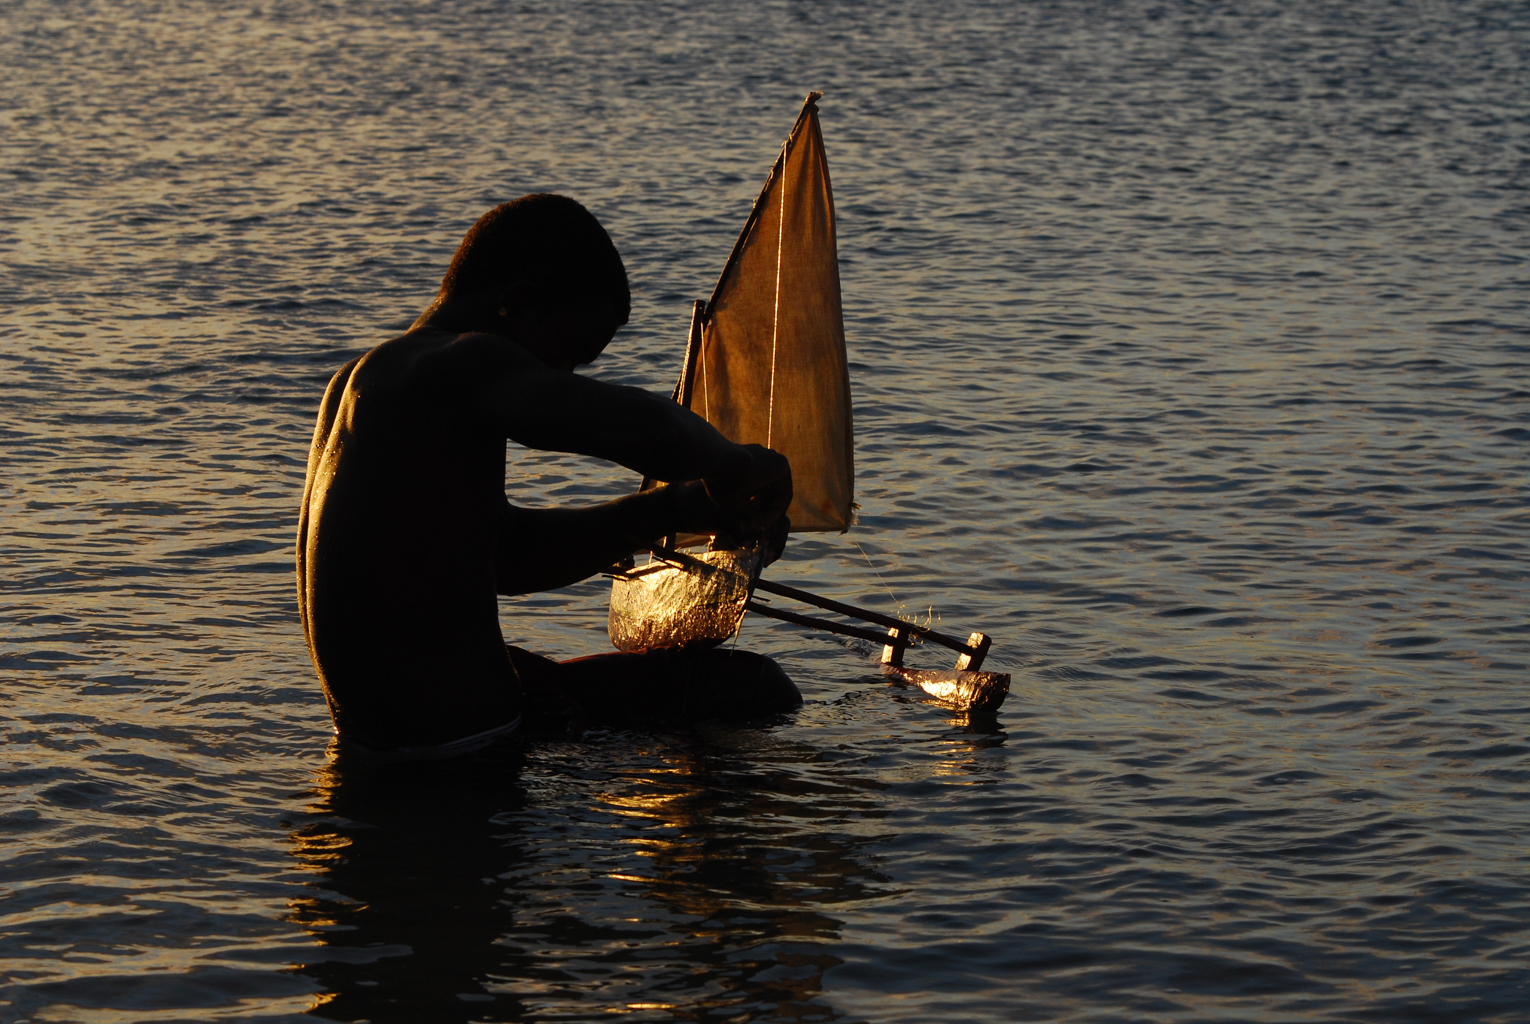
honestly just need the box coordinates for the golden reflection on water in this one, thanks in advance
[281,735,873,1019]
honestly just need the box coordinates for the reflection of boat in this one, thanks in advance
[609,93,1008,714]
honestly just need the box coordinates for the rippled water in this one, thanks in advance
[4,1,1529,1021]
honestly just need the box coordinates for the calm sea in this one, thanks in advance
[3,1,1528,1021]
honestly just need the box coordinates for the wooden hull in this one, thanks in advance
[883,666,1010,713]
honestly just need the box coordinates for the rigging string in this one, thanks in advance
[852,538,904,611]
[747,141,788,649]
[765,137,788,449]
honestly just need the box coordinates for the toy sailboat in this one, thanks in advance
[608,93,1009,714]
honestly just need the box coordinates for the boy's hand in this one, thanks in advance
[665,479,790,567]
[704,445,793,534]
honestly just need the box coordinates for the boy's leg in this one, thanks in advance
[507,645,801,729]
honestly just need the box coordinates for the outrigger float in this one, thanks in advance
[608,93,1009,715]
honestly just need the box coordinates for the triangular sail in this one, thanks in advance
[677,92,854,532]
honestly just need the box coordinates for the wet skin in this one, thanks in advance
[296,287,792,749]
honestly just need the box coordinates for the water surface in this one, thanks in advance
[3,1,1528,1021]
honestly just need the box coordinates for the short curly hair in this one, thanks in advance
[440,194,629,327]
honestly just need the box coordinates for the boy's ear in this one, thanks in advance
[492,280,542,320]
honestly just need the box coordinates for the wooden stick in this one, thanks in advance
[752,578,978,657]
[745,600,914,649]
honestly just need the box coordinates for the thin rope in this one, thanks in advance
[852,538,903,609]
[765,141,788,448]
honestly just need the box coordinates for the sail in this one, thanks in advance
[677,92,854,532]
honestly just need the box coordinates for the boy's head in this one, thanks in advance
[440,195,630,364]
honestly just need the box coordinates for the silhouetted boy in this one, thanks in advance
[297,195,797,755]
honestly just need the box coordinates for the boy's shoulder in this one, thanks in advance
[352,327,541,395]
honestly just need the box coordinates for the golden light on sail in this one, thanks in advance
[677,92,854,533]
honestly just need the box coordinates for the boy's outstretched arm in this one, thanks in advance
[437,332,793,528]
[494,481,725,596]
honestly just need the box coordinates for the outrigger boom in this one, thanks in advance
[749,577,992,671]
[624,545,1011,714]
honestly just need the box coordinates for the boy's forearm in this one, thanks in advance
[583,387,750,483]
[495,485,694,596]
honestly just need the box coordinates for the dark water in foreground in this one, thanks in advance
[4,1,1529,1021]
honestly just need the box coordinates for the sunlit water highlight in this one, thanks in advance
[3,1,1528,1021]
